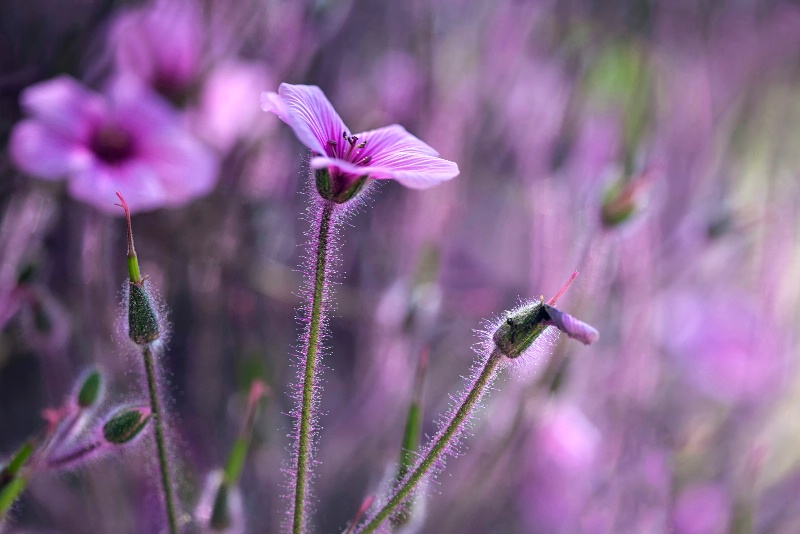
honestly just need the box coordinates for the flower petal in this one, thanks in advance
[543,304,599,345]
[20,76,104,141]
[356,124,439,157]
[9,120,93,179]
[261,83,346,156]
[311,151,459,189]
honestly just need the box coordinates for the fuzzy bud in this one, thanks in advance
[493,301,550,358]
[103,407,151,444]
[76,370,103,408]
[128,282,161,345]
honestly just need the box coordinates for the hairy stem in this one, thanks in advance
[143,344,179,534]
[358,349,504,534]
[293,201,335,534]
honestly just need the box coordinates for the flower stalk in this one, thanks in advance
[293,200,335,534]
[358,350,504,534]
[116,191,178,534]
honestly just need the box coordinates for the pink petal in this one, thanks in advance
[9,120,92,179]
[197,61,270,151]
[20,76,104,140]
[356,124,439,157]
[110,0,202,88]
[261,83,347,156]
[70,161,164,215]
[543,304,599,345]
[311,151,459,189]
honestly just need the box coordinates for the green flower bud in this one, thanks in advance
[128,282,161,345]
[492,301,550,358]
[103,407,151,444]
[76,370,103,408]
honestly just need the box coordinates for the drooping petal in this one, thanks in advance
[356,124,439,157]
[311,151,459,189]
[20,76,104,141]
[543,304,599,345]
[9,120,93,179]
[261,83,347,156]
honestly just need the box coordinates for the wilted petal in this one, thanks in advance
[543,304,599,345]
[20,76,104,140]
[262,83,347,156]
[10,121,92,179]
[357,124,439,157]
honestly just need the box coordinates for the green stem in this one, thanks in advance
[293,201,335,534]
[358,350,504,534]
[143,344,179,534]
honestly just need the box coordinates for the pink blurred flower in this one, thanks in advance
[520,403,600,533]
[663,291,787,404]
[672,484,731,534]
[261,83,459,191]
[10,76,219,214]
[109,0,271,152]
[110,0,204,102]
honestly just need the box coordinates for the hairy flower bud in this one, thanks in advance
[128,282,161,344]
[103,407,151,444]
[493,301,551,358]
[76,370,103,408]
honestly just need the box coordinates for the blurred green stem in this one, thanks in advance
[143,344,179,534]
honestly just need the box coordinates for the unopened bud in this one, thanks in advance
[600,171,652,228]
[128,282,161,345]
[76,370,103,408]
[103,407,151,444]
[492,301,550,358]
[116,191,161,345]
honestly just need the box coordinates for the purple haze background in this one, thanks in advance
[2,0,800,533]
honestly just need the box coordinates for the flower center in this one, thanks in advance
[90,123,136,164]
[327,131,372,166]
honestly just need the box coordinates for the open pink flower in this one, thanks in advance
[10,76,218,214]
[261,83,458,196]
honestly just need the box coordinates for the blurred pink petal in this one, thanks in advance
[110,0,203,97]
[10,121,93,178]
[10,75,219,214]
[195,60,271,151]
[19,76,104,140]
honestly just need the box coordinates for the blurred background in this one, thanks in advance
[2,0,800,532]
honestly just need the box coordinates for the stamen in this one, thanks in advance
[357,141,367,149]
[357,156,372,166]
[327,140,338,146]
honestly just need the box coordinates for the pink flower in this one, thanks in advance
[261,83,459,197]
[10,76,219,214]
[109,0,203,102]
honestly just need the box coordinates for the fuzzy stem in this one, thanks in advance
[358,349,504,534]
[293,201,335,534]
[143,344,179,534]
